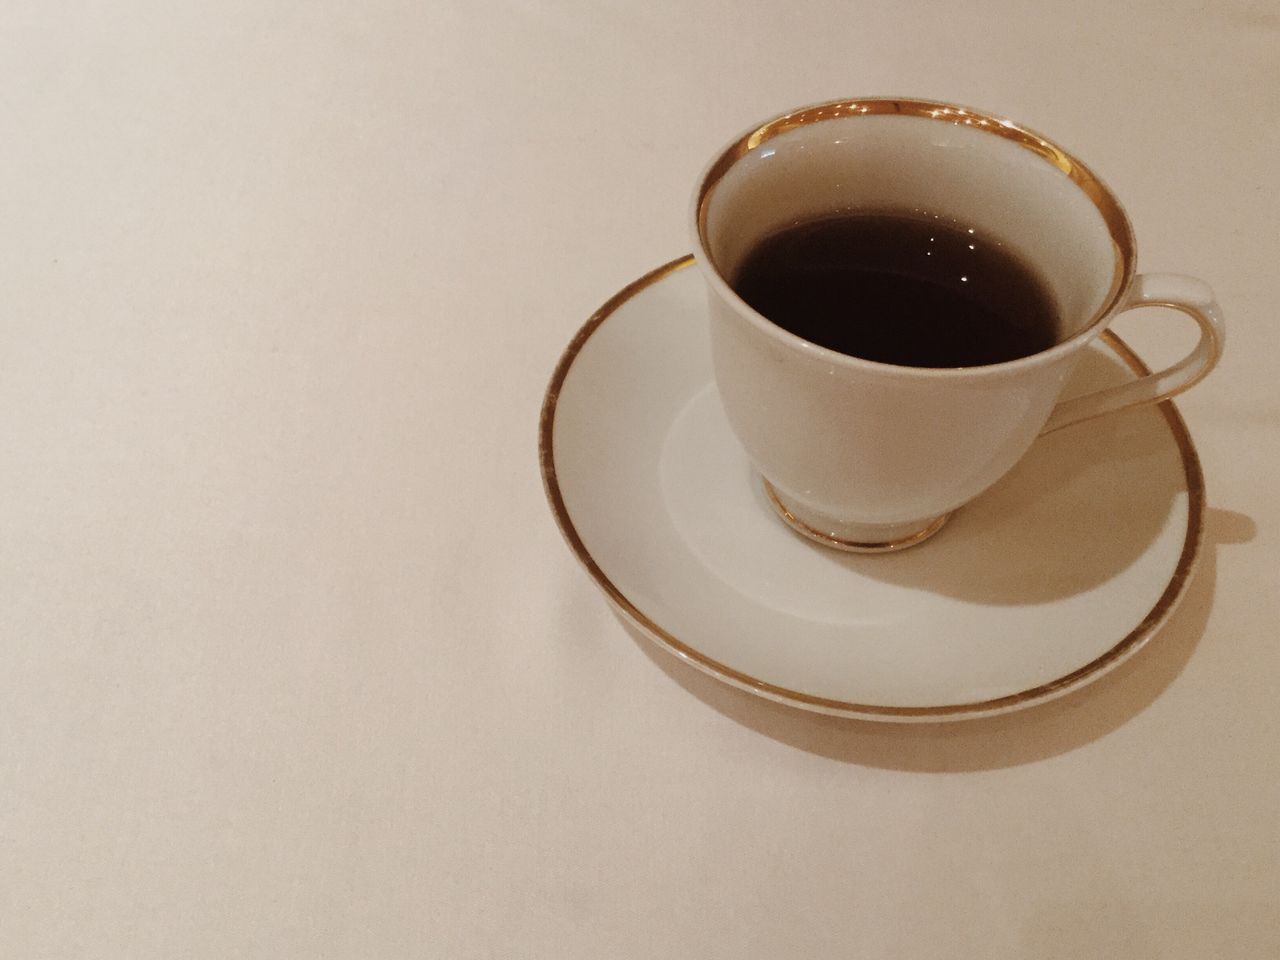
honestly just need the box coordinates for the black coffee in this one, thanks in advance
[731,213,1060,367]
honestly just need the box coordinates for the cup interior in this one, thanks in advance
[696,102,1134,349]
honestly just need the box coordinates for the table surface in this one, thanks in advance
[3,1,1277,956]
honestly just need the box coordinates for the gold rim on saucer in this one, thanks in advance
[538,256,1205,720]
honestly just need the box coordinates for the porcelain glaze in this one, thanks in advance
[540,259,1203,720]
[690,99,1223,547]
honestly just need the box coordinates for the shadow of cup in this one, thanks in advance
[832,347,1185,605]
[617,506,1253,772]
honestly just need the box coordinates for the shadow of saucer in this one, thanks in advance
[820,349,1187,605]
[619,507,1254,771]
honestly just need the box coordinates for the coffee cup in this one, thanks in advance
[691,98,1223,552]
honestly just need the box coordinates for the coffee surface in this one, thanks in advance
[731,213,1060,367]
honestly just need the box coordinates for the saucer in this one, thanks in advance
[539,256,1204,722]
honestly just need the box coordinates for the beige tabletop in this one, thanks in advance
[3,1,1277,956]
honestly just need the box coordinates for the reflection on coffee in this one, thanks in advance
[731,213,1060,368]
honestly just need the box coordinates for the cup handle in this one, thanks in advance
[1040,273,1225,435]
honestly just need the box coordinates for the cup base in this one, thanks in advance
[762,480,952,553]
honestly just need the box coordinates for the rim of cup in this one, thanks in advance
[689,97,1138,380]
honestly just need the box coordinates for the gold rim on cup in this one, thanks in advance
[693,98,1137,374]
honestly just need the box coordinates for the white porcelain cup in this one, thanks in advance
[691,98,1224,552]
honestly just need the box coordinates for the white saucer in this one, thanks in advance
[540,256,1204,722]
